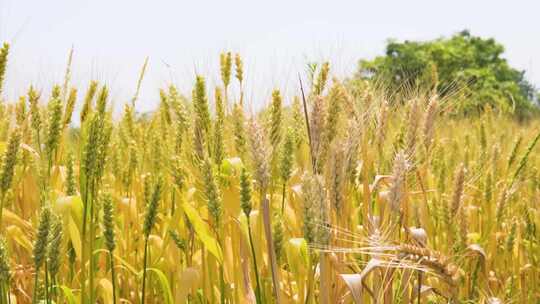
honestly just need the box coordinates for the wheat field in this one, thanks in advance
[0,45,539,304]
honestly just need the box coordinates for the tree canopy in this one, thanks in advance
[357,30,538,116]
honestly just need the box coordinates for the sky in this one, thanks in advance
[1,0,539,114]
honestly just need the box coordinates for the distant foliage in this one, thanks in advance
[357,30,538,117]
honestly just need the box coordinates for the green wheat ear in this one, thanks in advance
[213,87,225,166]
[143,176,163,237]
[81,112,103,184]
[318,81,344,171]
[159,89,172,126]
[28,86,42,141]
[0,43,10,98]
[96,85,109,116]
[0,128,21,196]
[233,102,247,158]
[102,193,116,252]
[507,136,523,169]
[140,175,163,304]
[247,118,271,194]
[270,89,282,148]
[0,129,19,230]
[47,214,63,279]
[234,53,244,85]
[202,157,222,228]
[291,96,305,148]
[313,62,330,96]
[279,128,294,185]
[324,81,344,145]
[193,76,211,139]
[301,173,327,245]
[511,130,540,185]
[45,87,63,160]
[272,213,284,263]
[33,206,52,270]
[505,218,517,252]
[65,152,77,195]
[63,88,77,127]
[240,166,253,218]
[422,94,439,151]
[0,235,10,283]
[16,95,27,126]
[169,85,188,151]
[80,81,98,124]
[169,230,186,251]
[220,52,232,89]
[450,163,466,218]
[169,85,188,122]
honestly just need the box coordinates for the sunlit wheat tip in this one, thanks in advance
[80,80,98,124]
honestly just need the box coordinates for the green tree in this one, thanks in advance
[357,30,537,116]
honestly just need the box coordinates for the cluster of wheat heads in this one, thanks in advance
[0,43,538,303]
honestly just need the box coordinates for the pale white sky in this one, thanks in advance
[1,0,539,114]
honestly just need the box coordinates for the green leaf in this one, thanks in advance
[220,157,243,177]
[285,238,310,303]
[55,285,78,304]
[67,215,82,261]
[112,252,139,275]
[147,267,175,304]
[182,201,223,264]
[286,238,310,274]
